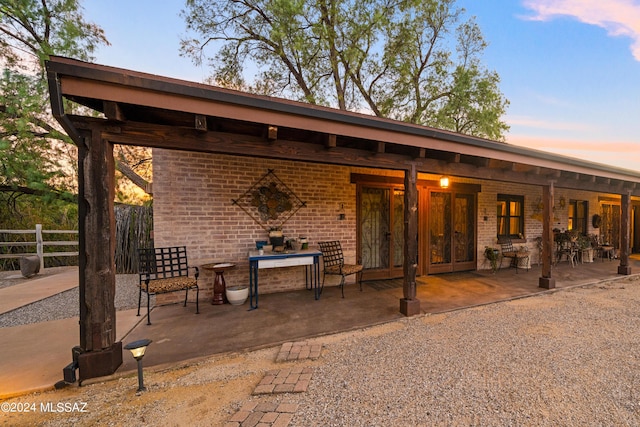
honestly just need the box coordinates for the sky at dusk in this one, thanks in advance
[83,0,640,172]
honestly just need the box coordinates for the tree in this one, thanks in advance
[181,0,509,140]
[0,0,108,216]
[0,0,151,226]
[0,0,106,72]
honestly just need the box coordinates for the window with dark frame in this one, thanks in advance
[497,194,524,239]
[568,200,588,235]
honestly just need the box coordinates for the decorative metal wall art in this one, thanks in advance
[232,169,306,231]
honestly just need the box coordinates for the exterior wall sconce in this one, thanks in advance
[338,203,346,220]
[124,338,152,392]
[439,176,450,188]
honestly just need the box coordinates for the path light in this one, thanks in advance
[124,338,152,392]
[439,176,450,188]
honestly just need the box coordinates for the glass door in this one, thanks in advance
[427,190,476,273]
[358,185,404,280]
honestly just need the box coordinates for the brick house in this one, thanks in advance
[46,56,640,381]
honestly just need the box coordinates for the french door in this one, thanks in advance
[425,190,476,274]
[358,185,405,280]
[357,183,477,279]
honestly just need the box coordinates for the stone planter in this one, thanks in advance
[225,286,249,305]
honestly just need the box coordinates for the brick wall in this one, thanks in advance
[153,149,358,302]
[152,149,616,304]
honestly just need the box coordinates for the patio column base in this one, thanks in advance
[618,265,632,275]
[77,342,123,384]
[538,277,556,289]
[400,298,421,316]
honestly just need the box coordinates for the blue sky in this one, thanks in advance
[83,0,640,172]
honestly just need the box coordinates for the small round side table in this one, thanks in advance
[202,263,236,305]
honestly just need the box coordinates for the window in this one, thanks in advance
[497,194,524,239]
[568,200,588,235]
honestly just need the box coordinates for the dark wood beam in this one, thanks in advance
[400,164,420,316]
[67,116,640,197]
[195,114,207,132]
[268,125,278,141]
[103,101,125,122]
[325,134,337,149]
[539,182,556,289]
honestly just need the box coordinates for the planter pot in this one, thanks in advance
[225,286,249,305]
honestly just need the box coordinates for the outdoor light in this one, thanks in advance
[439,176,450,188]
[124,338,152,392]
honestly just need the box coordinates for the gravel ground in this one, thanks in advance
[2,276,640,426]
[0,271,149,328]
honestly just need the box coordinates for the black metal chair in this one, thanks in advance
[318,241,363,298]
[138,246,199,325]
[499,238,529,273]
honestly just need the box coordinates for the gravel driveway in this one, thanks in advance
[2,276,640,426]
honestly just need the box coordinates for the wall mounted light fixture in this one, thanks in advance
[439,176,450,188]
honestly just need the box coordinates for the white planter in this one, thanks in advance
[226,286,249,305]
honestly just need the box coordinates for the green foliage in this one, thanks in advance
[181,0,510,140]
[0,69,75,200]
[0,0,108,72]
[0,0,109,227]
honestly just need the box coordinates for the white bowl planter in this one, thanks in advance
[225,286,249,305]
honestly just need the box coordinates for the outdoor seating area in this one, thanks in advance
[498,238,530,273]
[318,241,363,298]
[137,246,200,325]
[553,231,616,267]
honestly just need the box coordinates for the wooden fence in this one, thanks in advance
[0,224,78,271]
[1,205,153,273]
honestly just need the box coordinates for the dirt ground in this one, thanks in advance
[0,326,349,426]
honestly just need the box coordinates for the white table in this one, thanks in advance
[248,249,322,309]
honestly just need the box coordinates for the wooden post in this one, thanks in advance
[400,164,420,316]
[76,130,122,382]
[618,191,632,275]
[539,182,556,289]
[35,224,44,271]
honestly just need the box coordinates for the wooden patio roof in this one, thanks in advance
[46,56,640,196]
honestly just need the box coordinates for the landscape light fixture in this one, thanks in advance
[439,176,450,188]
[124,338,152,392]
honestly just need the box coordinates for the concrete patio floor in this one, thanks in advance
[1,256,639,398]
[119,256,640,372]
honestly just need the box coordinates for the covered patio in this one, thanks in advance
[118,257,640,372]
[45,56,640,383]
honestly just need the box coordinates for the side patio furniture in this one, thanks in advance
[138,246,199,325]
[318,241,363,298]
[499,238,529,273]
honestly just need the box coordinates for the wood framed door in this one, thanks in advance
[425,189,476,274]
[357,185,405,280]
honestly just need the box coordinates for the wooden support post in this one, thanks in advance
[76,130,122,382]
[400,164,420,316]
[618,191,632,275]
[539,182,556,289]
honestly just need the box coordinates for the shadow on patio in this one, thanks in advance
[118,257,640,373]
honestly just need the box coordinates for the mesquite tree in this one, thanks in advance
[181,0,509,140]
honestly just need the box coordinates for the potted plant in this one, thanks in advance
[577,234,593,263]
[484,246,500,273]
[268,227,284,248]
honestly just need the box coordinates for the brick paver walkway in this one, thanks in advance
[275,341,322,362]
[225,341,322,426]
[253,367,313,395]
[224,402,298,427]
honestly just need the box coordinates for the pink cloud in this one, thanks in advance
[522,0,640,60]
[506,115,597,132]
[507,134,640,171]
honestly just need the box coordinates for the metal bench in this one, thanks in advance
[137,246,199,325]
